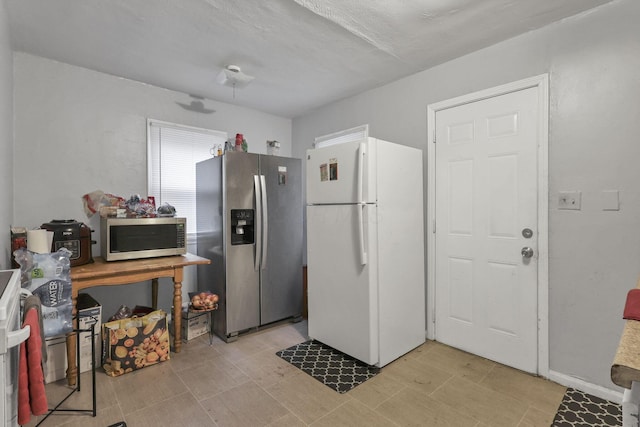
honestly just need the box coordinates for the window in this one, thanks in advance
[147,119,227,236]
[314,124,369,148]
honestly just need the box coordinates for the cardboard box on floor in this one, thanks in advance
[43,293,102,383]
[77,293,102,373]
[44,334,67,384]
[181,309,210,341]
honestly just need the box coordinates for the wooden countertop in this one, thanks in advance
[70,253,210,289]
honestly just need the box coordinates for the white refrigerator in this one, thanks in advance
[306,137,425,367]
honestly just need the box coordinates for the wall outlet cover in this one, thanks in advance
[558,191,582,210]
[602,190,620,211]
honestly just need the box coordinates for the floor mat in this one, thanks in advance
[276,340,379,393]
[551,388,622,427]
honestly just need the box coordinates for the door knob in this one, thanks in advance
[521,247,534,258]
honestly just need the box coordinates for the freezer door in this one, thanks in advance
[306,138,376,204]
[306,204,378,365]
[223,152,261,334]
[259,155,303,325]
[196,157,227,337]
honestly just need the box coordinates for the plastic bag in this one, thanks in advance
[156,202,176,217]
[109,305,132,321]
[13,248,73,337]
[82,190,125,218]
[124,195,156,217]
[102,310,169,376]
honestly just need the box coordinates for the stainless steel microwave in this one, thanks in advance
[101,217,187,261]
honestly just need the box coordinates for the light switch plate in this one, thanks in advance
[558,191,581,210]
[602,190,620,211]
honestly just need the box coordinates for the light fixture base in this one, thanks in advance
[216,65,254,89]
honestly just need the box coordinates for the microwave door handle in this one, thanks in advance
[7,325,30,349]
[260,175,268,270]
[254,175,262,271]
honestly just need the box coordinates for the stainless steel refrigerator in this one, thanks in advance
[196,152,303,342]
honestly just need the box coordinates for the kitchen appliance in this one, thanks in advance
[306,137,425,367]
[41,219,94,266]
[196,152,302,342]
[0,270,31,426]
[100,217,187,261]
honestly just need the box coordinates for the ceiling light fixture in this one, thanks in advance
[216,65,254,98]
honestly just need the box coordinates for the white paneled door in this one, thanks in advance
[434,86,540,374]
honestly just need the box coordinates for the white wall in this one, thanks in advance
[7,0,639,394]
[292,0,640,392]
[13,53,292,319]
[0,0,13,270]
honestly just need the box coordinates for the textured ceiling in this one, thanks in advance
[5,0,612,118]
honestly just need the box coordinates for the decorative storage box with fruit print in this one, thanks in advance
[102,310,169,376]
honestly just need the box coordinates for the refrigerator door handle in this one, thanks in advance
[357,142,366,203]
[254,175,262,271]
[260,175,268,270]
[358,204,368,265]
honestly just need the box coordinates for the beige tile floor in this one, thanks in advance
[25,320,566,427]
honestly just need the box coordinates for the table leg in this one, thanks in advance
[66,293,79,386]
[152,278,159,309]
[173,268,183,353]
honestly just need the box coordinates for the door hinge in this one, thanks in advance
[432,219,436,233]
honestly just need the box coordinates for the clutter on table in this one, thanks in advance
[82,190,177,219]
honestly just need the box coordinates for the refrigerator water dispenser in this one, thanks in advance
[230,209,254,245]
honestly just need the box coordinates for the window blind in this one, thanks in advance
[147,119,227,235]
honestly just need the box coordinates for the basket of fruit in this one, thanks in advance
[189,291,219,312]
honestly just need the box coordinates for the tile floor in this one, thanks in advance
[25,320,566,427]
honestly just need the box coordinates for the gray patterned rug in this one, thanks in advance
[276,340,379,393]
[552,388,622,426]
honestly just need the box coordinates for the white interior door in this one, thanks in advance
[433,85,541,374]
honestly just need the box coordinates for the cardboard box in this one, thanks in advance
[102,310,169,376]
[181,310,210,341]
[44,335,67,384]
[77,293,102,373]
[43,293,101,382]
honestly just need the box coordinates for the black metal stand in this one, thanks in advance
[186,305,217,345]
[36,322,97,425]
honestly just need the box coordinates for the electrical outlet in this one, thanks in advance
[558,191,581,210]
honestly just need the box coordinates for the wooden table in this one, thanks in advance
[66,253,210,385]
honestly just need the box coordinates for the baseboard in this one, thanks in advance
[548,370,624,403]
